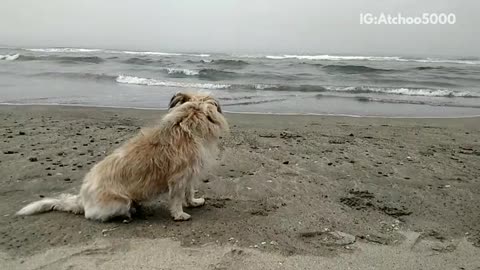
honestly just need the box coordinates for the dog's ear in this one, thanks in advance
[211,98,223,113]
[168,92,191,109]
[203,99,229,132]
[213,99,222,114]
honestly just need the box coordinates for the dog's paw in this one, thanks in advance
[173,212,191,221]
[188,197,205,208]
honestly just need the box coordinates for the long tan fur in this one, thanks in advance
[17,92,228,221]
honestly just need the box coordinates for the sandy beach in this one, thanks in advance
[1,105,479,269]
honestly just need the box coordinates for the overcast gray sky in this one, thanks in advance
[1,0,479,57]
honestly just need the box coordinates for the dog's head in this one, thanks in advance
[168,92,222,114]
[165,92,228,139]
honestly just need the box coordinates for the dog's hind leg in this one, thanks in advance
[185,176,205,208]
[83,194,132,222]
[168,177,191,221]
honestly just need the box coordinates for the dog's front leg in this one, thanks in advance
[185,176,205,208]
[168,178,191,221]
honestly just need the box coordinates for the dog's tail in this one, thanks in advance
[16,194,83,216]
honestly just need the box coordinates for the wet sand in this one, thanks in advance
[0,105,479,269]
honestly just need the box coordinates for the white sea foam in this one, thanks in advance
[399,58,478,65]
[0,54,20,61]
[116,75,230,89]
[166,68,199,76]
[266,55,402,61]
[327,86,478,97]
[264,54,479,65]
[254,84,277,90]
[24,47,210,57]
[117,51,210,57]
[118,50,182,56]
[20,48,476,64]
[26,48,102,53]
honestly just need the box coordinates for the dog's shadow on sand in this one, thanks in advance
[106,201,215,224]
[109,196,244,226]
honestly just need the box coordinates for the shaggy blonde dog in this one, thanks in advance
[17,92,228,221]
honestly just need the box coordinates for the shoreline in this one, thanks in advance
[1,104,479,269]
[1,103,480,119]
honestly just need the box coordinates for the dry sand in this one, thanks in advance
[0,105,479,269]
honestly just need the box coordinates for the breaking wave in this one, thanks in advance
[184,59,248,68]
[23,47,210,57]
[315,94,480,109]
[2,54,104,64]
[114,73,479,98]
[26,48,102,53]
[266,55,402,61]
[113,73,478,98]
[14,48,480,65]
[165,68,199,76]
[115,75,230,89]
[0,54,20,61]
[240,84,478,97]
[263,54,479,65]
[114,50,210,57]
[162,68,238,80]
[324,86,479,98]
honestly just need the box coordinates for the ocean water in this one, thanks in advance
[1,47,480,117]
